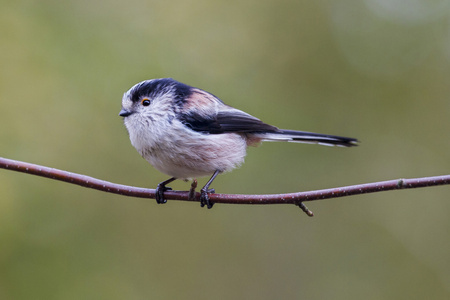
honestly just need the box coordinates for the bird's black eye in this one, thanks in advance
[141,98,151,106]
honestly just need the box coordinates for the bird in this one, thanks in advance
[119,78,358,208]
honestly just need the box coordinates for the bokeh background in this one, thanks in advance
[1,0,450,299]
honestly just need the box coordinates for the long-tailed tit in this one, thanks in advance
[119,78,358,208]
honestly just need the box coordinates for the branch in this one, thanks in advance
[1,157,449,216]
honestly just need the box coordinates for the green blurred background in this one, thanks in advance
[1,0,450,299]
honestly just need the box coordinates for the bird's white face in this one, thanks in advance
[121,79,208,157]
[120,80,180,134]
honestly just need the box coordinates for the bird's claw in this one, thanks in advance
[200,188,215,209]
[155,184,172,204]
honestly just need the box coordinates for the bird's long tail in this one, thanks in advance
[257,129,358,147]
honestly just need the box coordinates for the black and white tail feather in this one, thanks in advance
[256,129,358,147]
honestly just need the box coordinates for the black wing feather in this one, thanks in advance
[179,109,278,134]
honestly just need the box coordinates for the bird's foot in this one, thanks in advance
[155,177,176,204]
[155,184,172,204]
[200,188,215,209]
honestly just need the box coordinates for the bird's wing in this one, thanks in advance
[178,103,358,147]
[179,107,278,134]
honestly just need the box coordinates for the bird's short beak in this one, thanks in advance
[119,108,133,117]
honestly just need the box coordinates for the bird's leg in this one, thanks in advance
[155,177,176,204]
[188,179,198,202]
[200,170,220,209]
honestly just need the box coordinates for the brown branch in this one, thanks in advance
[1,156,449,216]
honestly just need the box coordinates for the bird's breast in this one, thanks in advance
[129,121,248,179]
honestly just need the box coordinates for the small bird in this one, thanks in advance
[119,78,358,208]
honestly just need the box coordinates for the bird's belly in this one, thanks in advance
[138,132,248,179]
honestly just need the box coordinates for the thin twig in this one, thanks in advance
[1,157,449,213]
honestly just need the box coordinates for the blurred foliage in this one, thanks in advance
[1,0,450,299]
